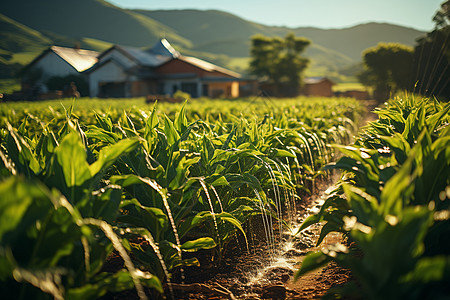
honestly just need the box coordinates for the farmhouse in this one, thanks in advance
[302,77,335,97]
[21,46,99,95]
[22,39,242,99]
[87,39,241,98]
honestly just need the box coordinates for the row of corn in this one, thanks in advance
[0,97,361,299]
[295,96,450,299]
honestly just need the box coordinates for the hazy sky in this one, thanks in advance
[107,0,442,31]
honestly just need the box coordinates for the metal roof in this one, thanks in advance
[51,46,99,72]
[116,45,172,67]
[88,39,240,78]
[178,56,241,78]
[149,38,180,58]
[201,77,241,82]
[304,77,335,85]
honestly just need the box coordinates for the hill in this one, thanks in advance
[0,1,426,84]
[0,13,52,55]
[292,22,425,61]
[0,0,190,48]
[138,9,425,61]
[0,13,53,80]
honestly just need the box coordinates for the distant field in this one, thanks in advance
[226,56,359,83]
[81,37,113,52]
[0,96,362,116]
[0,97,147,111]
[226,57,250,73]
[11,51,41,65]
[333,82,367,92]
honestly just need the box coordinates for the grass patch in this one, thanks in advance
[333,82,368,92]
[10,51,42,65]
[81,37,113,52]
[227,57,250,71]
[0,78,21,94]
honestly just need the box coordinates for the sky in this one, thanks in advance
[107,0,443,31]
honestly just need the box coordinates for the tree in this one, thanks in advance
[412,0,450,100]
[432,0,450,29]
[250,33,310,96]
[358,43,413,101]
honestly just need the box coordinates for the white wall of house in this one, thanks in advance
[89,60,129,97]
[28,52,78,81]
[98,49,136,69]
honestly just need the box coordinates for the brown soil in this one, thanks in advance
[167,177,352,300]
[360,99,379,125]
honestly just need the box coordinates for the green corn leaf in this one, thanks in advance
[316,221,341,246]
[86,126,120,144]
[426,102,450,134]
[163,114,180,145]
[180,237,216,252]
[296,213,321,234]
[216,212,248,245]
[171,257,200,269]
[380,144,417,216]
[0,177,41,240]
[66,269,163,299]
[89,138,139,176]
[94,113,113,132]
[6,123,40,175]
[342,184,380,225]
[274,149,297,158]
[54,131,91,188]
[206,174,229,187]
[294,251,331,280]
[221,127,236,150]
[403,256,450,283]
[174,100,188,133]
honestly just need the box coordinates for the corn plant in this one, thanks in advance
[295,96,450,299]
[0,96,362,298]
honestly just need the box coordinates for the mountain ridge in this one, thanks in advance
[0,0,426,82]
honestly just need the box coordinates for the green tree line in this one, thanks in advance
[359,1,450,101]
[249,33,310,97]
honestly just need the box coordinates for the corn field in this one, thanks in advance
[295,96,450,299]
[0,97,362,299]
[2,95,448,299]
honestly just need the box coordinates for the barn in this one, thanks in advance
[155,55,240,98]
[21,46,99,97]
[303,77,335,97]
[21,39,242,99]
[86,39,241,98]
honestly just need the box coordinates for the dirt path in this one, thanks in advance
[361,99,379,124]
[169,179,349,300]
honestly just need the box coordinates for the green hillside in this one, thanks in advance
[135,9,425,61]
[135,9,274,46]
[134,9,359,75]
[0,11,114,73]
[0,13,51,81]
[293,22,425,60]
[0,13,52,54]
[0,1,426,84]
[135,9,292,57]
[0,0,190,48]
